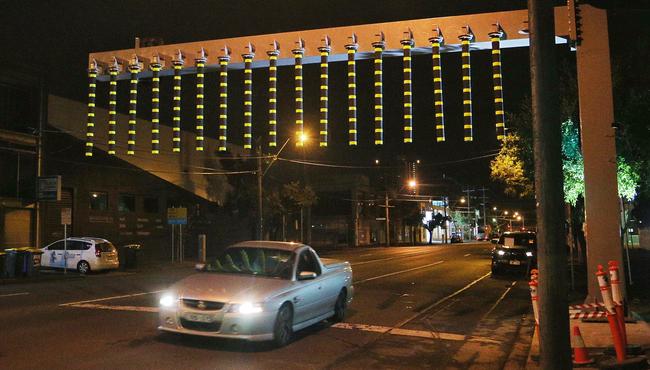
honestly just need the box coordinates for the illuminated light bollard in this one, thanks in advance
[171,56,184,153]
[608,261,627,349]
[292,42,305,146]
[401,33,414,144]
[372,37,385,146]
[459,29,474,142]
[127,59,141,155]
[195,52,207,152]
[489,27,506,141]
[218,51,230,152]
[150,58,162,154]
[429,31,446,142]
[242,47,255,151]
[267,46,279,148]
[107,62,119,155]
[318,39,330,147]
[597,264,626,362]
[85,63,98,157]
[345,36,358,146]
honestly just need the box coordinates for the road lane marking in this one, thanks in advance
[354,261,444,284]
[394,271,492,328]
[60,290,165,307]
[351,250,437,266]
[463,253,471,257]
[67,303,160,313]
[359,253,374,257]
[481,281,516,320]
[331,323,500,344]
[0,292,29,298]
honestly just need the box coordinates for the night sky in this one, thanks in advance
[2,0,641,215]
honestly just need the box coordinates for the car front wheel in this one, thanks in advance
[77,260,91,274]
[332,290,347,323]
[273,303,293,347]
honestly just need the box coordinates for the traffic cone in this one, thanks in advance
[572,325,595,365]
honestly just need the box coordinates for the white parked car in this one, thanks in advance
[158,241,354,347]
[40,237,119,274]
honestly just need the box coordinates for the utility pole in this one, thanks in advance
[443,196,449,244]
[257,145,263,240]
[384,192,390,246]
[529,0,571,367]
[479,187,488,228]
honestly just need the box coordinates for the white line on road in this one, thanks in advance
[463,253,471,257]
[60,290,165,307]
[0,292,29,298]
[331,323,500,345]
[351,250,438,266]
[67,303,160,313]
[394,271,493,328]
[354,261,444,284]
[481,281,516,321]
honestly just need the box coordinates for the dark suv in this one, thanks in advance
[490,231,537,275]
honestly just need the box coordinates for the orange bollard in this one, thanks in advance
[529,279,540,346]
[608,261,627,349]
[530,268,539,282]
[572,325,595,365]
[597,264,626,362]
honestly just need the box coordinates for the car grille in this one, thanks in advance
[182,299,225,311]
[180,318,222,332]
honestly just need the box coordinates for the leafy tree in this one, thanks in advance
[490,134,534,198]
[424,212,448,244]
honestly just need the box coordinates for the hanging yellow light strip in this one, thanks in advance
[293,39,305,147]
[195,49,207,152]
[171,51,184,153]
[127,57,141,155]
[217,47,230,152]
[489,25,507,141]
[401,30,414,144]
[267,42,280,148]
[372,32,385,146]
[429,28,446,142]
[85,61,98,157]
[242,43,255,151]
[149,55,162,154]
[318,36,331,147]
[459,27,474,142]
[345,34,358,146]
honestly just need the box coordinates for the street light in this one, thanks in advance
[408,179,417,189]
[460,197,466,204]
[493,206,497,211]
[504,210,509,216]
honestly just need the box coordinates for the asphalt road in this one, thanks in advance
[0,242,534,370]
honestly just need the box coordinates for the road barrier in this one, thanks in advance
[570,311,607,320]
[572,325,595,365]
[608,260,628,350]
[569,302,605,310]
[596,264,626,362]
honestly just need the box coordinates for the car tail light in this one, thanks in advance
[95,245,101,257]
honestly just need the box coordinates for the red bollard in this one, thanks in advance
[597,264,626,362]
[608,260,627,349]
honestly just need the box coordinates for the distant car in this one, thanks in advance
[450,233,463,243]
[491,231,537,275]
[158,241,354,347]
[40,237,119,274]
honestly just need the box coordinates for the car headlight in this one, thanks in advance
[526,251,533,257]
[159,293,177,308]
[497,250,506,256]
[228,302,263,314]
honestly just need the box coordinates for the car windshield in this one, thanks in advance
[499,234,536,248]
[204,247,294,279]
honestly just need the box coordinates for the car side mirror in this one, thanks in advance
[298,271,317,280]
[195,263,206,271]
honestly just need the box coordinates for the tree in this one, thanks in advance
[490,134,534,198]
[424,212,447,244]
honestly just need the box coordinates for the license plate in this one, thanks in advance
[184,313,214,323]
[509,260,521,266]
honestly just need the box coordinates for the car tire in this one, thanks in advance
[77,260,91,274]
[332,290,347,323]
[273,303,293,347]
[491,261,502,276]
